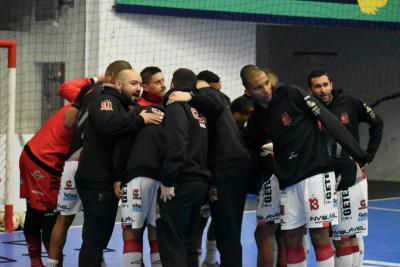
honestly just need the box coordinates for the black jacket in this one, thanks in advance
[75,85,145,191]
[118,104,166,185]
[250,84,368,189]
[323,90,383,190]
[327,90,383,161]
[190,87,250,172]
[161,88,210,187]
[67,83,103,160]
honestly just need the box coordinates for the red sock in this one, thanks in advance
[149,240,159,254]
[315,244,334,262]
[123,239,142,254]
[287,246,306,264]
[25,235,44,267]
[336,246,353,257]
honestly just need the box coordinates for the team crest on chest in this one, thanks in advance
[340,112,350,124]
[191,107,207,128]
[100,100,113,111]
[281,112,292,127]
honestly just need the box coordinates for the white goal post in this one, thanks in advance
[0,39,16,232]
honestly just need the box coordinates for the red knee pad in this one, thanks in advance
[315,244,334,261]
[352,245,360,253]
[287,247,305,264]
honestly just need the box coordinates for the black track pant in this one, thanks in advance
[77,187,119,267]
[157,180,208,267]
[210,167,248,267]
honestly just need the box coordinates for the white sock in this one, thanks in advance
[151,252,162,267]
[272,235,278,267]
[352,249,360,267]
[204,240,217,264]
[288,261,307,267]
[317,256,334,267]
[335,254,353,267]
[303,234,310,264]
[46,259,59,267]
[357,238,364,267]
[123,252,142,267]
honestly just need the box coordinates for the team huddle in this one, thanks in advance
[19,61,383,267]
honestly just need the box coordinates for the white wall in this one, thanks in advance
[0,0,86,133]
[95,0,256,100]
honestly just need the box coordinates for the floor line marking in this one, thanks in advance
[364,260,400,267]
[369,207,400,213]
[369,197,400,202]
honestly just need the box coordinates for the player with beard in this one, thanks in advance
[241,65,369,267]
[46,60,134,267]
[308,70,383,267]
[75,68,163,267]
[116,66,166,267]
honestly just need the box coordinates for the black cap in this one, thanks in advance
[197,70,220,83]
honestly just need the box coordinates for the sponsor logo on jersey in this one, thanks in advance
[340,112,350,124]
[359,199,368,210]
[100,99,113,111]
[191,107,207,128]
[122,185,128,204]
[63,193,78,201]
[31,169,45,180]
[64,179,74,190]
[261,179,273,205]
[358,211,368,221]
[132,188,141,200]
[257,212,280,223]
[323,173,332,203]
[132,203,142,212]
[334,226,366,236]
[281,112,292,127]
[342,190,352,217]
[309,213,337,222]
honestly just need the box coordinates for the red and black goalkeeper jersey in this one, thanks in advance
[23,78,94,175]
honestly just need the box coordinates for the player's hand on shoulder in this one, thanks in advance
[167,91,192,105]
[139,110,163,125]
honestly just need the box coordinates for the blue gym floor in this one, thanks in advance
[1,197,399,267]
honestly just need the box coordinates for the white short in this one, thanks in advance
[200,203,211,218]
[56,161,82,216]
[256,175,280,224]
[332,172,368,240]
[121,177,160,228]
[280,172,338,230]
